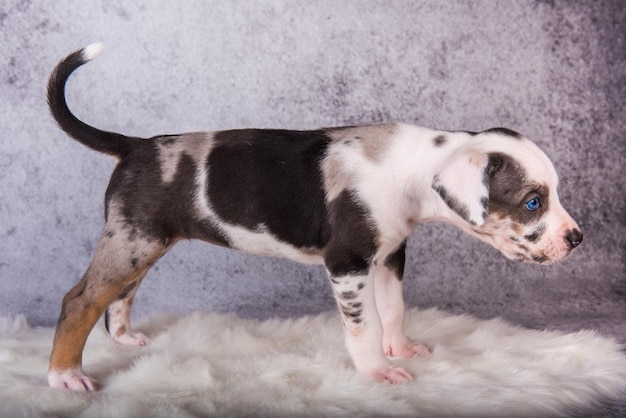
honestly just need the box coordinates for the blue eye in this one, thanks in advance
[525,197,541,211]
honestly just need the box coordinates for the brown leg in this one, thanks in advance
[48,223,168,391]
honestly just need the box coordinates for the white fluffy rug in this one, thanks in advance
[1,308,625,418]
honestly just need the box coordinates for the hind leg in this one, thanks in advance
[104,272,151,346]
[48,222,169,392]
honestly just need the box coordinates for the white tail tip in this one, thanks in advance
[83,42,105,61]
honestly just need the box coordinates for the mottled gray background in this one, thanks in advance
[1,0,624,414]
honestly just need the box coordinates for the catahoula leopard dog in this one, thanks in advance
[46,43,583,391]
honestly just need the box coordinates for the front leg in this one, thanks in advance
[375,241,430,358]
[327,269,413,384]
[323,190,412,383]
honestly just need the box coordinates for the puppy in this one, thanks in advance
[46,43,582,391]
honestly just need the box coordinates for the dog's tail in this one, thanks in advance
[47,43,133,158]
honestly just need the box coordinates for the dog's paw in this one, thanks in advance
[385,340,431,358]
[408,342,431,357]
[371,365,414,384]
[112,331,151,346]
[48,369,99,392]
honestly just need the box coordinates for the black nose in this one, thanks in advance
[565,229,583,249]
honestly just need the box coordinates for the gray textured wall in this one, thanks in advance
[1,1,624,338]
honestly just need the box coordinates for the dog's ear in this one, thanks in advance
[432,148,491,226]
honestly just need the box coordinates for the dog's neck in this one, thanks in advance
[354,126,479,242]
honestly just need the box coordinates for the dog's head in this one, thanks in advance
[432,128,582,264]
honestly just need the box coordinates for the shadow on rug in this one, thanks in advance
[0,308,625,417]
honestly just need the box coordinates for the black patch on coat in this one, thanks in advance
[524,224,546,243]
[432,135,447,147]
[531,254,547,263]
[104,309,110,333]
[340,300,364,324]
[117,281,137,300]
[483,127,523,140]
[340,291,358,300]
[384,240,406,280]
[208,129,331,249]
[480,196,489,221]
[432,177,473,225]
[105,136,229,247]
[486,153,549,224]
[324,190,379,277]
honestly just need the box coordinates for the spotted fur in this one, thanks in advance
[46,44,583,392]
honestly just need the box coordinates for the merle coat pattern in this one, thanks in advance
[46,44,582,391]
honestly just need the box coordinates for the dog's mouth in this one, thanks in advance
[511,251,550,264]
[485,233,566,265]
[470,221,579,265]
[506,239,577,265]
[470,231,547,264]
